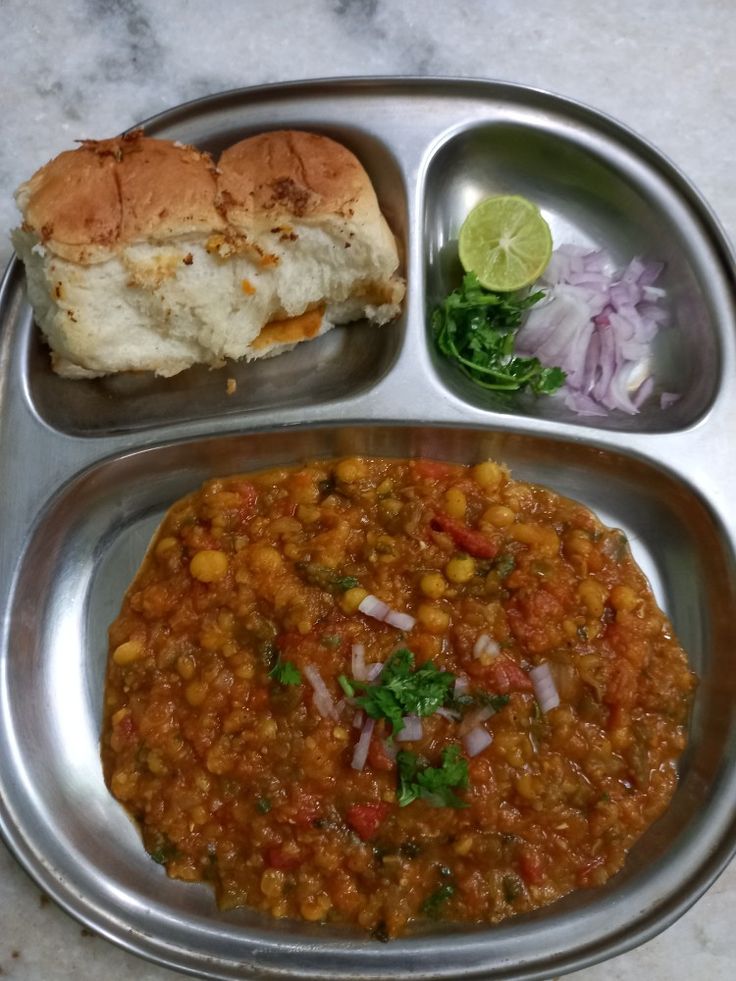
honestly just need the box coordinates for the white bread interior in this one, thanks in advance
[12,130,404,377]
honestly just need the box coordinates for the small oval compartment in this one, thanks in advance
[423,118,734,432]
[2,425,734,979]
[19,126,408,437]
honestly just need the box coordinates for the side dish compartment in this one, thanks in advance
[422,121,730,432]
[19,127,408,437]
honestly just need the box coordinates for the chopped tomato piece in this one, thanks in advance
[233,480,258,518]
[345,802,393,842]
[469,655,533,694]
[576,854,605,886]
[493,657,533,693]
[115,712,136,740]
[431,513,499,559]
[411,459,462,480]
[265,845,302,870]
[110,710,137,751]
[290,790,322,827]
[518,845,545,886]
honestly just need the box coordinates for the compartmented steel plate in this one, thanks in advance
[1,78,736,981]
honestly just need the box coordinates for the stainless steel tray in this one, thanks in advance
[2,77,736,981]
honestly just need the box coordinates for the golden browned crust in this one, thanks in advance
[17,130,385,263]
[19,144,121,260]
[116,133,224,241]
[16,131,223,261]
[216,130,376,228]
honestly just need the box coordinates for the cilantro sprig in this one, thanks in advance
[353,648,455,735]
[449,690,510,714]
[269,657,301,686]
[397,745,469,808]
[421,882,455,917]
[432,272,565,397]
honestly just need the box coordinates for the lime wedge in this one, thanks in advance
[458,195,552,292]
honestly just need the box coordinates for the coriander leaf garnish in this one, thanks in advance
[493,553,516,579]
[295,561,359,593]
[450,690,510,714]
[432,272,565,398]
[397,745,469,808]
[421,882,455,917]
[353,648,455,734]
[147,833,179,865]
[268,657,302,686]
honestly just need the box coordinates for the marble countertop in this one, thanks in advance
[1,0,734,978]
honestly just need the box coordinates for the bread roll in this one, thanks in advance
[12,130,404,377]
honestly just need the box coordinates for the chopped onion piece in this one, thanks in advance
[661,392,681,409]
[473,633,500,659]
[454,675,471,695]
[382,737,397,762]
[463,725,493,757]
[303,664,339,720]
[459,704,495,736]
[352,709,365,729]
[436,706,462,722]
[351,718,375,771]
[357,594,416,632]
[530,663,560,713]
[365,661,384,682]
[396,715,423,742]
[358,594,390,621]
[384,609,417,631]
[351,643,367,681]
[518,246,674,416]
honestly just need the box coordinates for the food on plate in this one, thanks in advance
[432,271,565,397]
[458,195,553,293]
[12,129,404,377]
[102,456,695,938]
[516,245,673,416]
[435,195,674,415]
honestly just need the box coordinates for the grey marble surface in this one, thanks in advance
[1,0,735,978]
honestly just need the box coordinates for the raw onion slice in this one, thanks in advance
[351,643,367,681]
[303,664,339,721]
[365,661,384,682]
[351,718,375,771]
[454,675,471,696]
[661,391,680,409]
[384,610,417,631]
[473,633,500,659]
[463,725,493,757]
[436,706,462,722]
[358,594,390,621]
[358,594,415,632]
[530,663,560,713]
[518,246,672,416]
[459,704,495,736]
[396,715,423,742]
[352,709,365,729]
